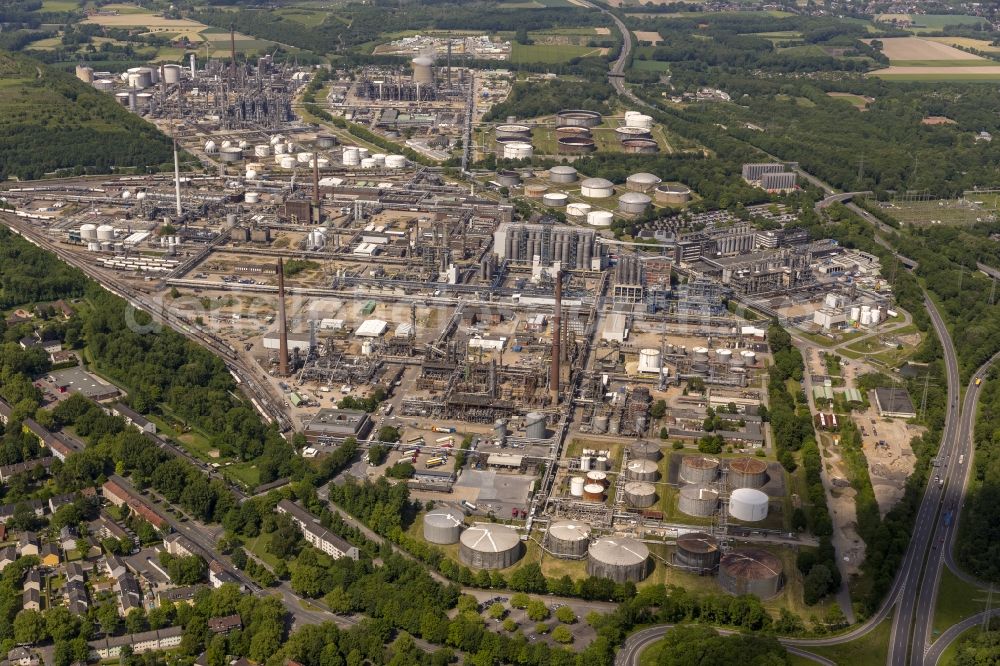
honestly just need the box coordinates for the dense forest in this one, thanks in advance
[0,50,173,180]
[485,78,615,121]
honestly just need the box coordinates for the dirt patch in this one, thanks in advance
[853,406,920,517]
[634,30,662,44]
[867,36,986,61]
[594,27,611,36]
[922,115,958,125]
[84,13,203,28]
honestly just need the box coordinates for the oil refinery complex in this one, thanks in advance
[0,49,909,605]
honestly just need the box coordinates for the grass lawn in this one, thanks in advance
[937,625,978,665]
[932,567,990,636]
[243,533,282,569]
[632,59,672,72]
[510,43,602,63]
[807,618,891,666]
[41,0,79,9]
[225,462,261,489]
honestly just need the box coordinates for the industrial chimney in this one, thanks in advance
[277,259,289,375]
[550,270,562,405]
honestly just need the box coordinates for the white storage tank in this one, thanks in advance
[87,242,101,252]
[587,211,614,227]
[342,148,361,166]
[618,191,652,214]
[360,158,376,169]
[204,140,218,154]
[255,145,271,158]
[716,348,733,364]
[280,157,296,169]
[423,507,464,544]
[741,350,757,366]
[546,521,590,558]
[729,488,769,522]
[96,224,115,241]
[163,64,181,84]
[245,192,260,204]
[219,147,243,163]
[850,306,861,322]
[566,203,592,218]
[503,142,533,159]
[638,348,661,374]
[372,153,387,166]
[570,476,586,497]
[626,113,654,129]
[542,192,568,207]
[80,224,98,241]
[386,154,408,168]
[297,152,311,164]
[549,165,578,183]
[357,148,370,159]
[580,177,614,198]
[627,172,662,192]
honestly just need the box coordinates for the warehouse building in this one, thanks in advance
[302,408,373,443]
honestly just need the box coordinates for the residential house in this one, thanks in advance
[59,525,79,552]
[39,543,59,567]
[164,533,200,559]
[88,627,183,660]
[18,533,39,557]
[102,475,169,530]
[0,499,46,524]
[22,587,40,611]
[65,561,85,584]
[0,458,55,483]
[65,580,89,615]
[207,560,241,590]
[105,554,127,579]
[207,614,242,635]
[112,403,157,435]
[8,647,40,666]
[157,584,206,606]
[116,572,143,614]
[0,546,16,572]
[24,568,41,591]
[0,398,11,425]
[276,500,359,560]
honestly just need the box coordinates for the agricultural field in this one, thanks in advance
[872,198,996,227]
[875,13,990,33]
[826,92,874,110]
[510,43,605,63]
[868,37,1000,80]
[926,36,1000,53]
[871,37,986,61]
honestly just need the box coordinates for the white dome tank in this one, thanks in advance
[385,154,408,168]
[204,140,217,153]
[566,203,592,218]
[280,157,296,169]
[587,211,614,227]
[503,142,533,159]
[245,192,260,204]
[729,488,769,522]
[626,114,654,129]
[96,224,115,241]
[360,158,376,169]
[542,192,568,207]
[570,476,585,497]
[342,147,361,166]
[80,224,98,241]
[255,145,271,158]
[638,348,661,373]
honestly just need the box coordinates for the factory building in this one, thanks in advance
[493,221,603,270]
[760,172,797,192]
[741,163,785,182]
[302,408,373,443]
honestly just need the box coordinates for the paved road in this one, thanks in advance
[616,626,835,666]
[925,609,1000,664]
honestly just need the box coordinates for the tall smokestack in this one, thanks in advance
[173,133,182,217]
[230,25,237,82]
[277,259,289,376]
[550,270,562,405]
[189,53,196,79]
[312,152,320,223]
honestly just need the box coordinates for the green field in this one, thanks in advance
[273,8,327,26]
[890,59,1000,67]
[40,0,80,10]
[932,568,990,636]
[510,43,602,63]
[806,618,892,666]
[632,59,672,72]
[876,72,1000,81]
[875,198,992,226]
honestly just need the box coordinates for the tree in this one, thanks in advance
[555,606,576,624]
[803,564,834,605]
[14,610,47,645]
[97,603,121,636]
[487,603,506,621]
[551,625,573,644]
[525,600,549,621]
[650,400,667,419]
[376,427,401,444]
[509,563,547,593]
[502,618,517,632]
[509,593,530,609]
[125,607,148,634]
[535,622,550,634]
[45,606,78,642]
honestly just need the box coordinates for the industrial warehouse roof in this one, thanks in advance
[874,387,916,418]
[355,319,389,337]
[486,453,523,467]
[842,388,864,403]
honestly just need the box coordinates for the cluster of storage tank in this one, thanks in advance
[80,224,116,243]
[305,228,327,250]
[849,304,886,327]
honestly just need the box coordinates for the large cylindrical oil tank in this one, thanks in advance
[729,488,769,522]
[385,154,408,168]
[316,134,337,149]
[96,224,115,241]
[459,524,522,570]
[503,142,533,159]
[542,192,569,208]
[219,147,243,163]
[583,483,605,502]
[678,484,719,517]
[679,456,719,484]
[728,458,769,489]
[570,476,586,497]
[622,139,659,154]
[524,184,547,199]
[693,346,710,361]
[618,192,652,215]
[625,459,659,482]
[580,178,614,199]
[594,456,609,471]
[675,532,720,573]
[587,211,614,227]
[593,414,609,433]
[625,481,657,508]
[342,147,360,166]
[741,350,757,366]
[628,442,661,461]
[254,144,271,158]
[495,124,532,140]
[423,507,464,544]
[546,521,590,558]
[718,549,783,599]
[638,348,661,373]
[587,536,650,583]
[586,470,609,488]
[163,64,181,84]
[280,157,296,169]
[566,203,592,219]
[626,113,654,129]
[615,126,652,141]
[557,136,596,154]
[556,109,602,128]
[549,165,578,183]
[715,348,733,365]
[580,455,592,472]
[80,224,98,241]
[496,170,521,187]
[525,412,547,439]
[626,172,662,192]
[654,184,692,205]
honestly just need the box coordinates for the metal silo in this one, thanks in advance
[582,483,605,502]
[525,412,547,439]
[459,524,522,570]
[674,532,720,573]
[728,458,769,489]
[546,521,590,558]
[628,442,662,462]
[728,488,769,522]
[423,507,464,544]
[626,459,659,482]
[678,484,719,517]
[624,481,657,509]
[718,549,783,599]
[586,470,609,488]
[679,456,720,484]
[586,536,650,583]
